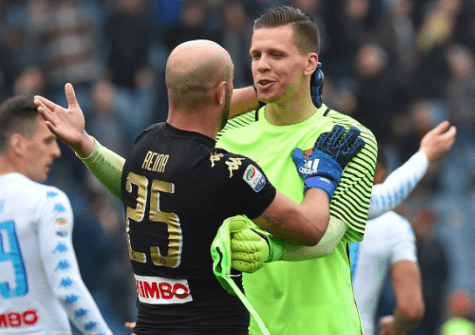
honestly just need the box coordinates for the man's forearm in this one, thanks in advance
[368,152,428,219]
[230,86,260,118]
[78,138,125,200]
[72,132,96,158]
[281,217,347,260]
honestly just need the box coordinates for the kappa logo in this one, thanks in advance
[243,165,266,192]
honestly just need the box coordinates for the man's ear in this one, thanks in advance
[9,133,25,156]
[215,81,227,105]
[304,53,319,76]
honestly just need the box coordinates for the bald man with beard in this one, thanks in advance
[34,40,358,334]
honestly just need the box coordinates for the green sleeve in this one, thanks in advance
[78,138,125,200]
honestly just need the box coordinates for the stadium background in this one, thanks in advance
[1,0,474,333]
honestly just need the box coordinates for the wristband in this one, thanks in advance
[305,176,336,199]
[251,228,287,262]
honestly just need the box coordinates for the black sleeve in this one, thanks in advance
[214,151,276,220]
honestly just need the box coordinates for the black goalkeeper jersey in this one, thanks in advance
[121,122,276,334]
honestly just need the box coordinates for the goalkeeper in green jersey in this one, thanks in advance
[212,6,376,334]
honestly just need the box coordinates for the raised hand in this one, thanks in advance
[418,120,456,162]
[34,83,95,157]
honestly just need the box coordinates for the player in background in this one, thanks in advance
[349,121,455,335]
[0,96,113,334]
[350,148,424,335]
[34,39,364,334]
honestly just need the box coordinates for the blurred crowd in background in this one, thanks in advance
[1,0,475,333]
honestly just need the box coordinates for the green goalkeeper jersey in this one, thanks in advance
[217,103,377,335]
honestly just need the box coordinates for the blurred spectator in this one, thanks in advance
[322,76,359,116]
[411,0,464,99]
[73,193,134,334]
[219,1,253,88]
[445,43,475,146]
[163,0,219,52]
[351,41,411,145]
[404,205,449,335]
[324,0,378,79]
[86,79,129,157]
[40,0,102,92]
[435,174,475,293]
[373,0,417,73]
[12,66,47,96]
[291,0,331,56]
[151,0,184,35]
[441,290,475,334]
[104,0,153,90]
[393,98,443,163]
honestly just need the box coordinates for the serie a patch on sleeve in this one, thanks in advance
[243,165,266,192]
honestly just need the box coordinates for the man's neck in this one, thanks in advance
[167,107,218,140]
[264,94,319,126]
[0,157,22,177]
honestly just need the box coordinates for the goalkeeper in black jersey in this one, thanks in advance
[34,39,364,334]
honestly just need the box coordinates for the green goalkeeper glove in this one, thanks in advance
[231,224,288,273]
[211,215,251,295]
[211,215,273,335]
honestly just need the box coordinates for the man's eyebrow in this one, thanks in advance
[250,47,285,54]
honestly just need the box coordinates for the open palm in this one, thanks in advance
[34,83,93,155]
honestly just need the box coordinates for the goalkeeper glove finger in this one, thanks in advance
[315,125,366,168]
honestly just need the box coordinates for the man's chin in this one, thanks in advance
[256,90,281,104]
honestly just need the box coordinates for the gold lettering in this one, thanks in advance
[210,151,224,167]
[142,151,154,170]
[143,152,170,173]
[152,154,163,172]
[225,157,245,177]
[158,155,169,173]
[147,153,158,170]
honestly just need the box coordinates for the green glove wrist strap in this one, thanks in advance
[266,234,287,262]
[250,228,287,263]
